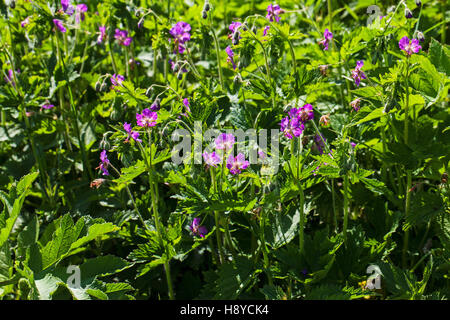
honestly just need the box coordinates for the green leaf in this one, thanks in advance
[0,172,38,248]
[428,38,450,76]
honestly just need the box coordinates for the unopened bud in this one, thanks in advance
[417,31,425,42]
[415,0,421,7]
[95,81,101,92]
[204,1,210,12]
[202,10,207,19]
[145,87,153,97]
[405,8,413,19]
[319,65,329,76]
[319,114,330,127]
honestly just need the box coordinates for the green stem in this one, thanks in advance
[260,207,273,286]
[209,15,224,90]
[342,174,349,243]
[211,168,225,264]
[402,57,412,269]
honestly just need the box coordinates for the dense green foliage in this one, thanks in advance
[0,0,449,300]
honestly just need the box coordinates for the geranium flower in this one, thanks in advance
[266,4,284,22]
[97,26,106,44]
[61,0,75,16]
[53,19,66,33]
[318,29,333,51]
[202,151,221,167]
[350,98,361,112]
[226,153,250,175]
[215,133,235,150]
[399,36,422,56]
[351,60,366,87]
[189,217,208,238]
[226,46,237,70]
[123,122,142,143]
[97,149,110,176]
[136,108,157,128]
[110,74,124,90]
[169,21,191,54]
[280,116,304,139]
[75,4,88,23]
[114,29,132,46]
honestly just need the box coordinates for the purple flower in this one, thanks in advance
[263,25,270,36]
[399,36,422,56]
[114,29,132,46]
[21,17,30,28]
[136,108,157,128]
[318,29,333,51]
[75,4,88,23]
[53,19,66,33]
[169,59,188,74]
[350,98,361,112]
[41,104,55,109]
[351,60,366,87]
[266,4,284,23]
[280,116,304,139]
[97,26,106,44]
[123,122,142,143]
[61,0,75,16]
[190,217,208,238]
[313,134,326,155]
[97,149,110,176]
[150,98,161,111]
[169,21,191,54]
[228,21,242,35]
[110,74,124,90]
[226,153,250,175]
[215,133,235,151]
[203,151,221,167]
[228,21,242,40]
[226,46,237,70]
[183,98,190,112]
[4,69,19,87]
[350,142,356,149]
[298,104,314,123]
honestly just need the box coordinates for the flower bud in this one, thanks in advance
[405,7,413,19]
[204,1,210,12]
[100,82,108,92]
[95,81,101,92]
[415,0,421,7]
[319,114,330,127]
[416,31,425,42]
[145,87,153,97]
[202,10,207,19]
[150,97,161,111]
[10,0,15,9]
[319,65,329,76]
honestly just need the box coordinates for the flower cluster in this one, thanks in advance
[280,104,314,139]
[318,29,333,51]
[169,22,191,54]
[399,36,422,56]
[351,60,367,87]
